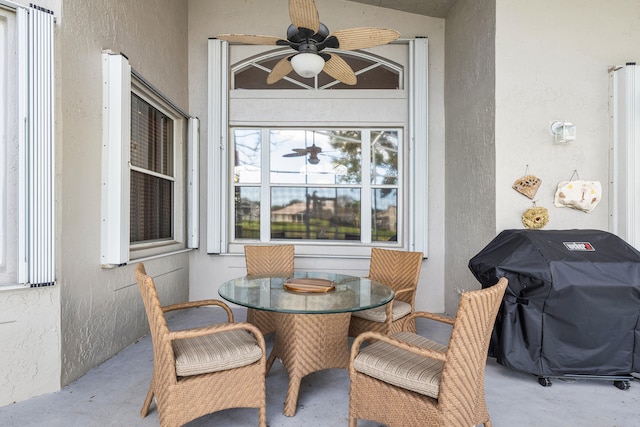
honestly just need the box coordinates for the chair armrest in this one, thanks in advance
[162,299,234,323]
[394,287,414,298]
[168,321,267,355]
[406,311,454,326]
[349,331,446,374]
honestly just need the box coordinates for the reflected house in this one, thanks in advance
[271,194,360,225]
[271,202,309,223]
[271,200,336,223]
[237,197,260,222]
[375,205,397,232]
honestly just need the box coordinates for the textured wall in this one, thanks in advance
[0,287,61,406]
[495,0,640,231]
[0,0,62,407]
[444,0,496,314]
[57,0,190,387]
[444,0,640,316]
[186,0,447,313]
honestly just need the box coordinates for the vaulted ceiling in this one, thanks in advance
[347,0,457,18]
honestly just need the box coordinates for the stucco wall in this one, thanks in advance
[0,0,62,407]
[444,0,496,315]
[187,0,447,314]
[495,0,640,232]
[442,0,640,315]
[56,0,192,387]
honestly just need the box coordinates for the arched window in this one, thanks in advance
[208,39,428,258]
[232,48,403,90]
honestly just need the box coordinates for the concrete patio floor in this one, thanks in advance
[0,306,638,426]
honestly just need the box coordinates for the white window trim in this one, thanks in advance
[101,52,199,267]
[207,38,428,257]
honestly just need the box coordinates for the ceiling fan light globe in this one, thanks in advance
[291,53,325,78]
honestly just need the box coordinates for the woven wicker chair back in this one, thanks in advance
[244,245,295,276]
[134,263,268,427]
[244,245,294,335]
[368,248,423,306]
[134,264,178,390]
[438,278,508,426]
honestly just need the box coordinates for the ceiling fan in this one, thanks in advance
[215,0,400,85]
[283,142,322,164]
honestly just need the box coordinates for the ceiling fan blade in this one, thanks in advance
[267,56,294,84]
[289,0,320,33]
[216,34,283,45]
[283,152,307,157]
[323,53,357,86]
[330,27,400,50]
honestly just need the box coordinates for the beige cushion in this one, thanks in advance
[353,331,447,398]
[352,300,411,322]
[173,329,263,377]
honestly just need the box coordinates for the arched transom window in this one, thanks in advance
[231,48,403,90]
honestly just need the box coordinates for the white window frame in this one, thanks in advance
[101,52,199,266]
[0,5,19,286]
[230,127,403,248]
[207,38,428,258]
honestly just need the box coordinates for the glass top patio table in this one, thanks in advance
[219,271,394,417]
[218,271,394,314]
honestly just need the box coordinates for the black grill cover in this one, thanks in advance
[468,229,640,377]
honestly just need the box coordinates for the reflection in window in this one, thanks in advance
[271,187,361,240]
[232,128,401,243]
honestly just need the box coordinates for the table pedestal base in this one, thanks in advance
[266,312,351,417]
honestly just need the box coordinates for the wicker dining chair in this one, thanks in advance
[348,277,508,427]
[135,263,267,427]
[244,245,295,335]
[348,248,423,337]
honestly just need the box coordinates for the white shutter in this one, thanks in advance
[409,37,429,257]
[188,117,200,249]
[101,52,131,265]
[207,39,229,254]
[17,5,55,286]
[610,63,640,250]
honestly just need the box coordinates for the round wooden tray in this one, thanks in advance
[283,278,336,293]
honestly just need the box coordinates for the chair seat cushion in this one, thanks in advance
[353,331,447,398]
[173,329,263,377]
[352,300,411,322]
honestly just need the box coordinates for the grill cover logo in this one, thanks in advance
[563,242,595,251]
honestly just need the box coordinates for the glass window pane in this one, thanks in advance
[131,93,173,175]
[234,187,261,239]
[130,170,172,243]
[371,188,397,242]
[371,130,398,185]
[270,130,361,185]
[271,187,361,241]
[326,130,362,184]
[233,129,261,184]
[233,52,401,90]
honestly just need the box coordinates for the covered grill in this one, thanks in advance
[468,229,640,387]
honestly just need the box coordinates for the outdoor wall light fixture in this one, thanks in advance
[550,120,577,143]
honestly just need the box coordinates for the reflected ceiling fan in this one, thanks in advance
[215,0,400,85]
[283,142,322,164]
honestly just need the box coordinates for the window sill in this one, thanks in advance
[101,248,194,269]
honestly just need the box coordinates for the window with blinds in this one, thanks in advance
[130,94,174,243]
